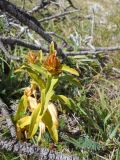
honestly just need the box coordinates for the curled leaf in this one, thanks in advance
[53,95,75,110]
[37,121,46,142]
[17,116,31,129]
[42,103,58,143]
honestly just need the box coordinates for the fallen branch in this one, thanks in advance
[0,37,48,52]
[1,36,120,55]
[83,46,120,52]
[0,98,16,138]
[0,0,52,43]
[0,138,79,160]
[39,10,80,23]
[1,36,120,57]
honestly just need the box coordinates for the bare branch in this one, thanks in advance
[92,46,120,52]
[0,37,48,52]
[47,32,68,47]
[65,46,120,56]
[39,10,80,23]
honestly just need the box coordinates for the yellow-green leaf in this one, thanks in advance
[28,89,45,138]
[41,77,58,115]
[48,77,58,91]
[14,65,26,73]
[42,103,58,143]
[61,65,79,76]
[45,74,52,94]
[50,41,55,54]
[39,50,43,63]
[14,95,28,121]
[28,103,42,138]
[42,90,54,116]
[48,103,58,127]
[17,116,31,129]
[48,126,58,143]
[29,71,45,90]
[29,64,46,76]
[39,89,46,116]
[45,76,58,94]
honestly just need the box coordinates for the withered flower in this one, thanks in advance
[26,51,40,64]
[43,51,61,75]
[24,87,32,97]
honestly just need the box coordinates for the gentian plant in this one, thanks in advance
[14,42,79,143]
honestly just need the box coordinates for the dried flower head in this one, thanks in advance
[43,42,61,75]
[43,51,61,75]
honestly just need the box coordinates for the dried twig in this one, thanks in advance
[28,0,51,15]
[65,46,120,56]
[112,67,120,74]
[91,46,120,52]
[67,0,78,9]
[47,32,68,47]
[39,10,80,22]
[0,98,16,138]
[72,15,92,21]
